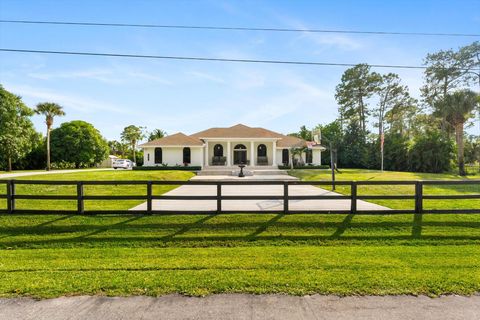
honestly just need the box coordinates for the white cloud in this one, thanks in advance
[186,71,225,84]
[5,84,134,115]
[27,68,172,85]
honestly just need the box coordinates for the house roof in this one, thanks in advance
[139,124,325,150]
[191,124,285,139]
[139,132,203,147]
[277,135,308,148]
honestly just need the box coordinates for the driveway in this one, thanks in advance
[1,294,478,320]
[131,180,388,212]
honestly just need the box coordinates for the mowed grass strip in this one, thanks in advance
[290,169,480,210]
[1,213,480,249]
[1,246,479,297]
[0,170,195,211]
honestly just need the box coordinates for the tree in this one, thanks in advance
[434,90,479,175]
[421,48,469,106]
[148,129,167,141]
[374,73,416,171]
[121,125,145,164]
[335,64,382,135]
[318,120,343,165]
[108,140,129,157]
[50,121,108,168]
[0,85,36,171]
[464,135,480,165]
[341,122,369,168]
[34,102,66,171]
[409,130,455,173]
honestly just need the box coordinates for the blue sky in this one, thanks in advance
[1,0,479,141]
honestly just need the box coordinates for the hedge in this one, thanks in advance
[134,166,201,171]
[278,165,329,170]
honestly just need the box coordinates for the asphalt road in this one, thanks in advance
[0,168,113,179]
[1,294,479,320]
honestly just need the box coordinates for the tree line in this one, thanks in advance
[289,41,479,175]
[0,86,167,171]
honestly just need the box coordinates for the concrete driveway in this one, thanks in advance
[1,294,478,320]
[131,181,388,212]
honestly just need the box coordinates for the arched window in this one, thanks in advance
[282,149,289,165]
[213,144,223,157]
[234,144,246,150]
[154,147,162,164]
[183,147,191,164]
[257,144,267,157]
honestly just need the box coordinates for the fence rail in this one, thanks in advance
[0,179,479,215]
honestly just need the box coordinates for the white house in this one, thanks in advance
[139,124,325,169]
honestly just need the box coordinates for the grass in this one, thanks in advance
[0,169,479,297]
[289,169,480,210]
[0,170,195,211]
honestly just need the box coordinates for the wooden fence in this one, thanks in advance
[0,179,479,215]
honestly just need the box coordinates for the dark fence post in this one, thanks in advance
[77,182,84,214]
[350,181,357,214]
[147,181,152,214]
[415,181,423,214]
[6,180,15,214]
[216,183,222,214]
[283,182,289,214]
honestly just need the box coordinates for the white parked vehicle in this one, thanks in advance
[113,159,135,169]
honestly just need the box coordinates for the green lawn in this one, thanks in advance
[0,169,479,298]
[0,170,195,211]
[289,169,480,211]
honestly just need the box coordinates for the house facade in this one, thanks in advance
[139,124,325,169]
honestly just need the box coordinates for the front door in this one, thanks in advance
[233,144,247,165]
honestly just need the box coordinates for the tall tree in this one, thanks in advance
[421,48,469,106]
[121,125,145,164]
[335,64,382,135]
[34,102,66,171]
[374,73,416,170]
[0,85,36,171]
[50,121,109,168]
[148,129,167,141]
[434,90,479,175]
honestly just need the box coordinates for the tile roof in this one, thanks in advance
[139,132,203,147]
[276,135,308,148]
[191,124,285,139]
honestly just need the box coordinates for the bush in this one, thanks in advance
[408,131,455,173]
[134,166,201,171]
[279,165,329,170]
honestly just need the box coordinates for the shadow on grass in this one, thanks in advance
[1,213,480,248]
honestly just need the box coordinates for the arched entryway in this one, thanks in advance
[257,144,267,165]
[233,144,247,165]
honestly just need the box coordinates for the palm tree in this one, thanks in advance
[148,129,167,141]
[121,125,145,164]
[34,102,66,171]
[434,90,479,176]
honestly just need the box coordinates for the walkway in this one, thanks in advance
[1,294,478,320]
[131,179,388,212]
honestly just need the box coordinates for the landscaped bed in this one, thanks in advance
[0,169,479,297]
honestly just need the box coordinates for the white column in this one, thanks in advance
[250,141,255,166]
[272,141,277,166]
[204,141,209,167]
[227,141,231,167]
